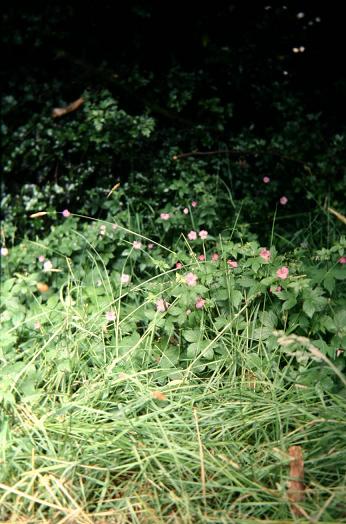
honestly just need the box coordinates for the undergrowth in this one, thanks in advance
[1,207,346,523]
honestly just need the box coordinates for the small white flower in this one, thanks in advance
[120,273,131,285]
[105,310,116,322]
[43,260,53,271]
[1,247,9,256]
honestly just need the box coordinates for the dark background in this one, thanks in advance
[1,1,345,236]
[2,1,345,122]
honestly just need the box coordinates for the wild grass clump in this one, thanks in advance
[1,205,346,522]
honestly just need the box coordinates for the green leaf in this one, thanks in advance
[168,306,183,317]
[187,340,214,359]
[302,288,327,318]
[213,289,229,301]
[282,294,297,311]
[237,276,256,288]
[0,332,17,351]
[187,342,200,358]
[245,353,262,370]
[251,260,261,273]
[183,329,201,343]
[160,347,180,367]
[252,326,274,340]
[334,269,346,280]
[259,310,277,328]
[203,347,214,360]
[118,333,141,355]
[320,315,336,333]
[334,310,346,335]
[302,299,316,318]
[230,289,243,308]
[214,315,229,331]
[1,278,15,295]
[260,276,276,286]
[323,275,335,294]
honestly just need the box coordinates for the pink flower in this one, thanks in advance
[259,248,271,262]
[276,266,289,279]
[279,196,288,205]
[187,231,197,240]
[338,256,346,264]
[112,224,118,230]
[185,272,198,286]
[156,298,169,312]
[270,285,282,293]
[198,254,205,261]
[227,260,238,268]
[263,176,270,184]
[211,253,219,262]
[191,201,198,207]
[176,262,183,269]
[195,297,206,309]
[120,273,131,284]
[269,286,282,293]
[183,208,189,215]
[38,255,45,262]
[105,311,116,322]
[1,247,9,256]
[133,240,142,250]
[199,230,208,240]
[147,243,154,250]
[34,321,42,330]
[62,209,71,218]
[160,213,170,220]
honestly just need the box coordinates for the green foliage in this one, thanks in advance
[1,212,345,384]
[1,209,346,521]
[1,4,346,520]
[1,90,156,236]
[2,80,345,245]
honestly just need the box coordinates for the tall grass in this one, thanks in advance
[1,218,345,523]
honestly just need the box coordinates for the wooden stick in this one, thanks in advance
[52,97,84,118]
[288,445,305,516]
[327,207,346,225]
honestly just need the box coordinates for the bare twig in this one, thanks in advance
[172,148,309,166]
[327,207,346,225]
[288,445,305,517]
[52,97,84,118]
